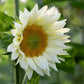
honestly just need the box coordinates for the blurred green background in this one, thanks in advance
[0,0,84,84]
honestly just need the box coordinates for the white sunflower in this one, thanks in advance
[7,4,70,80]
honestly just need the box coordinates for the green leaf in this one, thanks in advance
[57,56,75,74]
[27,71,40,84]
[0,33,14,50]
[0,11,15,32]
[43,0,56,5]
[0,11,14,24]
[67,43,84,62]
[43,0,77,5]
[70,2,84,9]
[25,0,35,11]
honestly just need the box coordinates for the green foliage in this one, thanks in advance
[0,33,13,50]
[0,11,15,32]
[0,63,13,84]
[70,2,84,9]
[43,0,55,5]
[68,43,84,62]
[25,0,35,11]
[57,56,75,74]
[0,11,14,24]
[0,11,14,51]
[43,0,74,5]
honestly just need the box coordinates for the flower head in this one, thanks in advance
[7,4,70,80]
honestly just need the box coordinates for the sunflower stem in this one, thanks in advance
[14,64,20,84]
[14,0,19,84]
[14,0,19,17]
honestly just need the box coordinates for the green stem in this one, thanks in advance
[14,0,19,84]
[14,64,20,84]
[81,10,84,45]
[14,0,19,17]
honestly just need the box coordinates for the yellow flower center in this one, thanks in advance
[20,25,48,57]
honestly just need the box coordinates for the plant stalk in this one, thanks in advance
[14,0,19,17]
[14,64,20,84]
[81,10,84,45]
[14,0,19,84]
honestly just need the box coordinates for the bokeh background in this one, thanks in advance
[0,0,84,84]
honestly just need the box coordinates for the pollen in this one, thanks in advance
[20,24,48,57]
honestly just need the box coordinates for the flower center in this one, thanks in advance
[20,25,48,57]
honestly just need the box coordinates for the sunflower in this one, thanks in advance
[7,4,70,79]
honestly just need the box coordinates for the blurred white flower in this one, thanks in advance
[20,0,28,3]
[0,0,6,4]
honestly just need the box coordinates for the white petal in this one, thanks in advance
[48,62,58,71]
[19,50,25,58]
[48,41,70,49]
[46,6,59,16]
[20,57,28,70]
[44,53,61,63]
[60,51,69,55]
[11,29,18,36]
[15,57,20,65]
[37,15,53,25]
[44,69,50,76]
[26,67,33,80]
[7,43,16,52]
[35,66,44,76]
[19,10,24,22]
[47,47,69,55]
[14,22,23,31]
[53,19,67,29]
[44,6,59,17]
[37,12,60,26]
[64,39,70,43]
[11,49,19,60]
[38,5,48,16]
[24,8,29,14]
[45,7,56,15]
[46,46,69,55]
[15,51,25,65]
[23,8,30,28]
[13,34,23,46]
[27,57,44,76]
[27,57,37,71]
[48,39,70,46]
[28,4,38,25]
[58,57,65,62]
[13,38,20,45]
[19,9,29,28]
[56,28,70,33]
[33,56,49,70]
[51,13,61,22]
